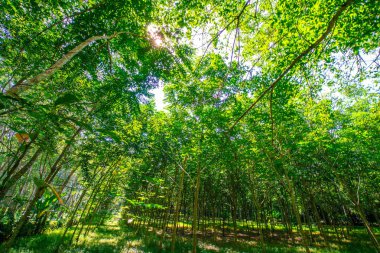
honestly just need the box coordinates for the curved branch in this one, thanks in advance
[229,0,354,130]
[195,0,251,71]
[6,32,131,96]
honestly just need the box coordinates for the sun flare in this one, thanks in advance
[147,24,163,47]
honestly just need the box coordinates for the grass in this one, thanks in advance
[4,219,379,253]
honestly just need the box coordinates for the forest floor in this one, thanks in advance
[7,219,379,253]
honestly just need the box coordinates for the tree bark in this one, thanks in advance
[171,156,187,252]
[3,128,81,249]
[6,34,121,96]
[192,161,201,253]
[0,147,42,199]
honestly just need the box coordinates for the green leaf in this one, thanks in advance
[32,177,46,188]
[33,177,64,205]
[54,94,80,106]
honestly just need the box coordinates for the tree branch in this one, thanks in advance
[195,0,251,71]
[229,0,354,130]
[6,32,136,96]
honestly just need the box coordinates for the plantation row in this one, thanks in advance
[1,0,379,252]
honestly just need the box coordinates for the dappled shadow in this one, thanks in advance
[4,221,379,253]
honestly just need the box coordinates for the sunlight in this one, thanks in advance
[151,84,167,111]
[147,24,163,47]
[2,1,379,253]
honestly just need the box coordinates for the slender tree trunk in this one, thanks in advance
[252,190,266,252]
[338,174,380,251]
[171,156,187,252]
[69,163,117,245]
[55,188,88,253]
[249,171,266,252]
[0,147,42,199]
[285,175,310,253]
[192,161,201,253]
[3,128,81,249]
[0,133,38,185]
[355,204,380,251]
[3,186,45,249]
[6,34,123,96]
[310,193,328,245]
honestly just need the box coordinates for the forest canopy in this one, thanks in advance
[0,0,379,252]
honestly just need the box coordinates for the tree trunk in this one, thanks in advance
[3,128,81,249]
[0,132,38,186]
[192,161,201,253]
[6,34,122,96]
[0,147,42,199]
[285,175,310,253]
[171,156,187,252]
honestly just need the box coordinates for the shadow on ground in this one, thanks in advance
[5,221,379,253]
